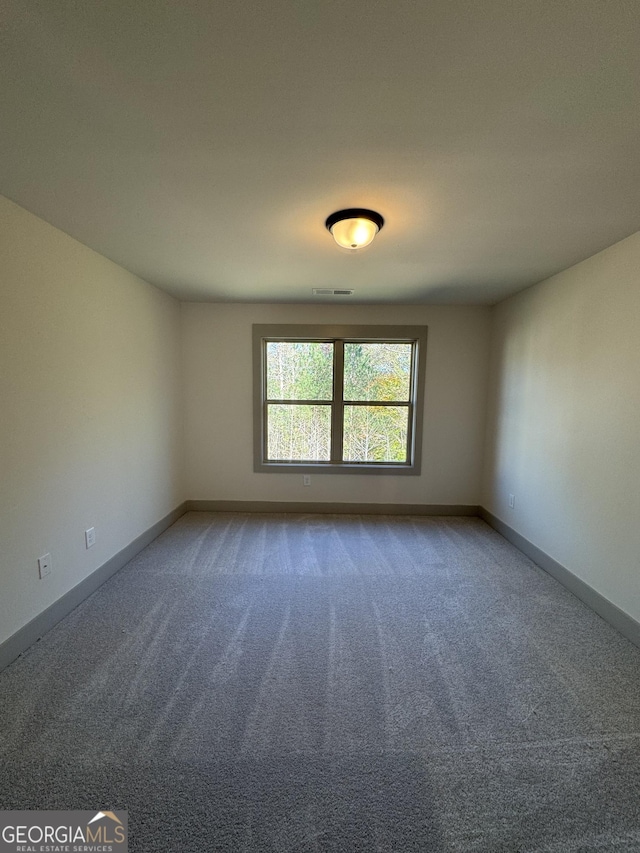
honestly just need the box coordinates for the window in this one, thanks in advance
[253,325,427,474]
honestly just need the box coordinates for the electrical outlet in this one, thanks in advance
[508,494,516,509]
[38,553,52,578]
[303,475,311,486]
[85,527,96,548]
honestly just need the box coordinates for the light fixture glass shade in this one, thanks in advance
[330,217,379,249]
[325,208,384,250]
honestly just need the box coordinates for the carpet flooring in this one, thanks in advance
[1,512,640,851]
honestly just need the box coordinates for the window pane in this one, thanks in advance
[266,341,333,400]
[267,404,331,461]
[343,343,412,401]
[343,406,409,462]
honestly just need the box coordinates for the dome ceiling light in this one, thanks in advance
[325,208,384,250]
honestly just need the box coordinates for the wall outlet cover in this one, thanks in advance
[38,553,52,578]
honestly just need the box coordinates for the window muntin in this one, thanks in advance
[253,325,427,475]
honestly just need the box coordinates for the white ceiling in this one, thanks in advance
[1,0,639,304]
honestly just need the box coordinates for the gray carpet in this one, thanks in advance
[1,512,640,851]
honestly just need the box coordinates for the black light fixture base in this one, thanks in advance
[325,208,384,232]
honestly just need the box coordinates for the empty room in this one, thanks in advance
[1,1,639,851]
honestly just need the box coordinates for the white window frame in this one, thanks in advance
[253,324,427,475]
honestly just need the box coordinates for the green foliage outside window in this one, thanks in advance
[266,342,334,400]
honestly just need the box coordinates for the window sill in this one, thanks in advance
[254,461,421,476]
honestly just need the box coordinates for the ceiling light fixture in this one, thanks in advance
[325,208,384,250]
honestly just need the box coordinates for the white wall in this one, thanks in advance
[0,196,185,645]
[5,188,637,646]
[483,231,640,622]
[182,303,491,506]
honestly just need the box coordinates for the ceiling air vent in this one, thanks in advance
[312,288,354,296]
